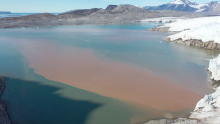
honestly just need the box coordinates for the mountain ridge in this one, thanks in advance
[145,0,219,12]
[0,4,198,28]
[0,11,11,14]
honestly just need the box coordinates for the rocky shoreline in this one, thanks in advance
[149,27,220,50]
[0,77,12,124]
[164,38,220,50]
[147,27,171,32]
[149,16,220,50]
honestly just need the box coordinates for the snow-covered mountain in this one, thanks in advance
[145,0,218,12]
[211,1,220,12]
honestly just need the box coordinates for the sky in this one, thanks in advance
[1,0,216,13]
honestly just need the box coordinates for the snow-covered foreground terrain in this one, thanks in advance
[163,16,220,44]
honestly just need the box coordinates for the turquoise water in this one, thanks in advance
[0,23,219,124]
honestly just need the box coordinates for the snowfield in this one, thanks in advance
[163,16,220,44]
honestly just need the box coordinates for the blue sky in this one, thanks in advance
[1,0,216,13]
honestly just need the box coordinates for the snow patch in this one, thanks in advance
[170,0,185,5]
[190,3,208,9]
[195,8,206,12]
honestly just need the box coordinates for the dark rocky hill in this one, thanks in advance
[106,5,118,11]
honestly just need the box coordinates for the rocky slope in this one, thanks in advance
[205,1,219,12]
[74,5,199,24]
[57,8,101,19]
[0,13,60,28]
[105,5,118,11]
[211,1,220,12]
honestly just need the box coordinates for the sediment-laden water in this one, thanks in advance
[0,23,218,124]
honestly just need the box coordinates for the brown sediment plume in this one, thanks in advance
[12,38,201,112]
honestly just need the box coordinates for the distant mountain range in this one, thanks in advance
[0,4,195,28]
[0,11,11,14]
[145,0,220,12]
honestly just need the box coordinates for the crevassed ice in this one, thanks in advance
[209,55,220,81]
[164,16,220,43]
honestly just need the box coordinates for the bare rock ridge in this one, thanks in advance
[58,8,101,19]
[0,4,197,28]
[0,77,12,124]
[60,8,101,16]
[105,5,118,11]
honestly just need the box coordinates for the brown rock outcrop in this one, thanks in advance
[164,38,220,50]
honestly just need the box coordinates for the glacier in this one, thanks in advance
[162,16,220,44]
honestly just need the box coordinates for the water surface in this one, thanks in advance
[0,23,219,124]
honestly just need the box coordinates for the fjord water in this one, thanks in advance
[0,23,218,124]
